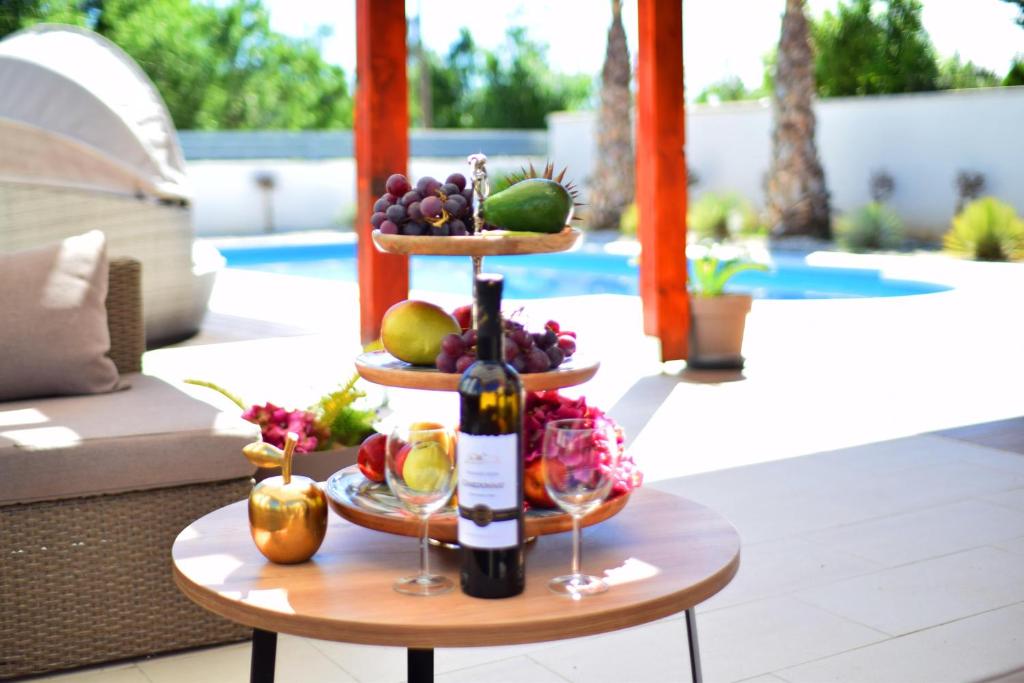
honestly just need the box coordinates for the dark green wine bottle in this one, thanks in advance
[457,273,525,598]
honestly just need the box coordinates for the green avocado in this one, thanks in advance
[481,178,573,234]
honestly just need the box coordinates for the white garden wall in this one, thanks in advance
[187,157,539,235]
[184,87,1023,238]
[548,87,1024,238]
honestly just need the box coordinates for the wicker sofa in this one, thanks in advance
[0,258,257,680]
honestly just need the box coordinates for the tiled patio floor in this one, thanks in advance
[31,249,1024,682]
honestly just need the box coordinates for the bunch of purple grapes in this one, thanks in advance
[371,173,475,236]
[435,318,577,374]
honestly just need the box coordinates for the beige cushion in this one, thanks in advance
[0,374,259,505]
[0,230,119,401]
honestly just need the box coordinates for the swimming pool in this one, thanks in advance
[218,241,951,300]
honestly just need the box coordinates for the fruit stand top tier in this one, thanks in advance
[371,226,582,257]
[370,154,581,258]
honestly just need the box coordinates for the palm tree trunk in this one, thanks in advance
[588,0,634,229]
[766,0,831,238]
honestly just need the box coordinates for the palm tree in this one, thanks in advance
[587,0,634,229]
[766,0,831,238]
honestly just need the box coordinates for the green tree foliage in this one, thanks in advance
[1,0,352,130]
[696,76,755,104]
[812,0,938,96]
[695,51,775,104]
[1005,58,1024,86]
[0,0,85,36]
[937,53,1000,90]
[1003,0,1024,28]
[409,28,479,128]
[409,27,591,129]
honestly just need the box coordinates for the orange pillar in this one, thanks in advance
[636,0,688,361]
[355,0,409,344]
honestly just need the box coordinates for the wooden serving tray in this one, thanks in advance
[325,465,630,543]
[371,227,581,256]
[355,351,599,392]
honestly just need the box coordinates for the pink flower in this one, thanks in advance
[522,391,642,498]
[242,403,329,453]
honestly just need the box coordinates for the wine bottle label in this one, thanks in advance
[457,432,520,549]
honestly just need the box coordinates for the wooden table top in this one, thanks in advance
[172,487,740,649]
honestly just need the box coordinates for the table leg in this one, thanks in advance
[407,647,434,683]
[250,629,278,683]
[685,608,702,683]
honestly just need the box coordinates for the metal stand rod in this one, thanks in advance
[250,629,277,683]
[408,647,434,683]
[685,608,702,683]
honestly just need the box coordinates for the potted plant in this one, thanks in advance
[688,245,768,369]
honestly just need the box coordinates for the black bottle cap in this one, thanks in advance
[475,274,504,361]
[475,273,504,316]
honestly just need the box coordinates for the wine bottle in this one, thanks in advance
[457,273,525,598]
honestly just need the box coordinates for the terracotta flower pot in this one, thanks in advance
[688,293,753,369]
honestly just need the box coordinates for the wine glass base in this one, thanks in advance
[548,573,608,598]
[394,573,454,596]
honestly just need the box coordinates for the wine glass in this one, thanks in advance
[386,422,457,596]
[542,418,616,598]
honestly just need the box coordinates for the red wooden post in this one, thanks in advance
[355,0,409,344]
[636,0,688,361]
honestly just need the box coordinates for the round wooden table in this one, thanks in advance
[172,487,740,683]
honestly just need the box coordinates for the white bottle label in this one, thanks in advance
[457,432,520,549]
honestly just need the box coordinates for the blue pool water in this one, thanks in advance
[219,242,951,300]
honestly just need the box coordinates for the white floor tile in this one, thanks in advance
[996,536,1024,556]
[800,499,1024,567]
[796,546,1024,636]
[29,664,149,683]
[940,438,1024,476]
[308,641,405,683]
[137,636,354,683]
[136,643,250,683]
[434,643,558,675]
[656,457,1024,545]
[435,656,569,683]
[531,597,884,683]
[737,676,790,683]
[804,436,968,473]
[696,597,887,682]
[701,537,883,611]
[308,639,562,683]
[779,602,1024,683]
[527,617,693,683]
[985,487,1024,512]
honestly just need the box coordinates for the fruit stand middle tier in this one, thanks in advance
[355,227,599,393]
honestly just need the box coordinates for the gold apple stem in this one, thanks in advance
[282,432,299,484]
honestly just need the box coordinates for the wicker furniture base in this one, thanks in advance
[0,478,253,680]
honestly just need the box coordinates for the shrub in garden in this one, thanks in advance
[943,197,1024,262]
[835,202,904,252]
[619,201,638,236]
[688,192,763,241]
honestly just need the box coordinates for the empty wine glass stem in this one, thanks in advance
[420,515,430,578]
[571,513,582,577]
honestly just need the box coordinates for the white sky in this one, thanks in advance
[262,0,1023,100]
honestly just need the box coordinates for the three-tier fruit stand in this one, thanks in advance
[326,155,624,540]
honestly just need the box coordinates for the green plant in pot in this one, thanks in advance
[688,245,769,370]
